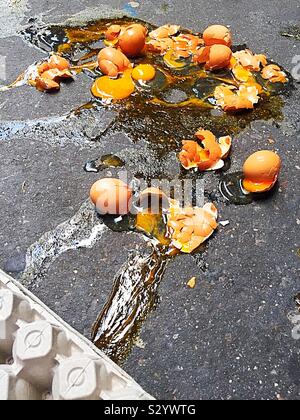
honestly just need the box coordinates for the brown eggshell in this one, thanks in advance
[98,47,130,70]
[105,24,122,41]
[48,55,70,71]
[35,76,60,91]
[203,25,232,47]
[138,188,169,212]
[243,151,281,183]
[90,178,133,215]
[99,59,119,78]
[205,45,232,70]
[118,24,146,57]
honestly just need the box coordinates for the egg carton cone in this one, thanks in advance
[0,269,154,401]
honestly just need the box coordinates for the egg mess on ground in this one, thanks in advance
[12,19,290,110]
[1,16,292,364]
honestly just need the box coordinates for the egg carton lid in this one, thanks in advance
[0,269,154,400]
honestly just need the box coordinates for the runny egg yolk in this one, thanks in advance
[91,69,135,100]
[242,179,275,193]
[132,64,156,81]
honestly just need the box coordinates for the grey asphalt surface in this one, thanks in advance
[0,0,299,400]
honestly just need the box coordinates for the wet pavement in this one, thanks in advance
[0,0,300,400]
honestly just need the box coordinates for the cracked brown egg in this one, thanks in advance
[138,188,169,213]
[242,150,281,193]
[90,178,133,215]
[205,44,232,70]
[203,25,232,47]
[118,24,147,57]
[97,47,131,78]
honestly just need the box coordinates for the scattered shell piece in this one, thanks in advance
[134,337,146,349]
[219,220,230,227]
[187,277,197,289]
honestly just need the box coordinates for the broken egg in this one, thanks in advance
[98,47,131,78]
[138,187,169,213]
[205,44,232,71]
[203,25,232,47]
[262,64,288,84]
[91,69,135,100]
[34,55,73,92]
[118,24,147,57]
[132,64,156,81]
[242,150,281,193]
[90,178,133,215]
[179,130,232,171]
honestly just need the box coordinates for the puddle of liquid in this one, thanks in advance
[219,171,281,205]
[92,248,169,364]
[21,201,108,286]
[16,17,291,161]
[219,172,253,205]
[84,154,125,173]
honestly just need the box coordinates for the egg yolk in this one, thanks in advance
[242,179,275,193]
[132,64,156,81]
[91,69,135,100]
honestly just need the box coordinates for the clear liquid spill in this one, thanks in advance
[219,172,253,205]
[84,154,125,173]
[92,248,169,364]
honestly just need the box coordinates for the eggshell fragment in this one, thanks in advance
[187,277,197,289]
[262,64,288,84]
[179,130,231,172]
[35,68,72,91]
[35,76,60,91]
[90,178,133,215]
[242,150,281,193]
[149,25,180,40]
[48,55,70,71]
[233,49,267,71]
[146,37,174,54]
[203,25,232,47]
[105,24,122,41]
[193,46,210,64]
[168,202,218,253]
[138,187,169,213]
[214,84,259,111]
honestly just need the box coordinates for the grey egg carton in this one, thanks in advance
[0,269,154,400]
